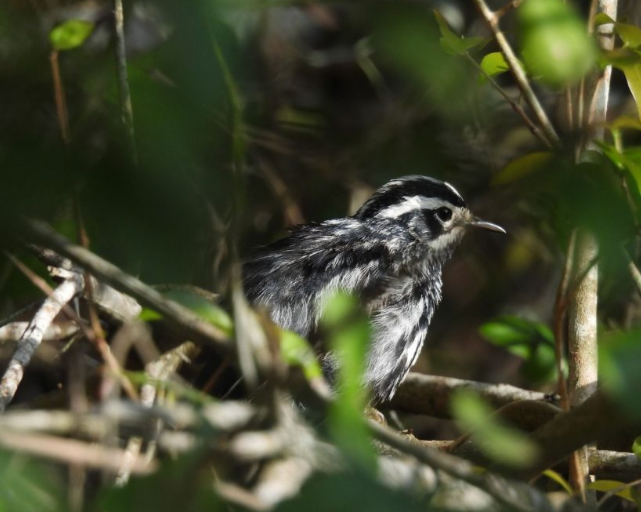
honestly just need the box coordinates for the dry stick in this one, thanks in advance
[0,321,79,342]
[0,429,155,475]
[383,372,555,419]
[6,253,139,401]
[471,0,561,147]
[49,51,70,143]
[113,0,137,164]
[0,275,82,412]
[368,421,540,512]
[115,342,198,487]
[17,219,231,353]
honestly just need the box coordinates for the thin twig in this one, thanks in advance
[6,253,139,401]
[0,275,82,412]
[471,0,561,147]
[465,54,552,147]
[113,0,137,164]
[368,421,541,512]
[49,51,70,143]
[17,218,231,352]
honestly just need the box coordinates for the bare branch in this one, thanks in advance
[113,0,137,164]
[0,321,79,342]
[0,274,83,412]
[17,219,231,353]
[471,0,560,147]
[383,373,556,418]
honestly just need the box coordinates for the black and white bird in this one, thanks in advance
[243,176,504,403]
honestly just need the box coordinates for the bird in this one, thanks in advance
[243,175,505,403]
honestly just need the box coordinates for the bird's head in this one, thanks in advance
[354,175,505,260]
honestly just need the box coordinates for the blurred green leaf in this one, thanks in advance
[600,329,641,419]
[0,451,64,512]
[492,152,555,184]
[542,469,573,494]
[321,292,375,469]
[615,23,641,49]
[434,10,484,56]
[480,316,556,383]
[608,116,641,132]
[280,329,322,380]
[451,390,538,467]
[620,63,641,120]
[100,453,221,512]
[518,0,596,87]
[49,19,94,51]
[587,480,635,502]
[633,436,641,460]
[593,13,615,27]
[479,52,509,84]
[139,290,233,336]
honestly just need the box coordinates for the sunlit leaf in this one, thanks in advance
[451,390,538,468]
[138,290,233,336]
[479,52,509,84]
[492,152,555,185]
[280,329,322,380]
[434,10,484,56]
[518,0,596,86]
[543,469,573,494]
[620,63,641,120]
[615,23,641,49]
[49,19,94,51]
[633,436,641,460]
[593,13,615,27]
[587,480,635,502]
[608,116,641,132]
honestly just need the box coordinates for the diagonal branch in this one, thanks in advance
[471,0,561,147]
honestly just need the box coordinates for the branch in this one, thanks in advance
[113,0,137,164]
[0,321,79,342]
[383,373,557,418]
[471,0,560,147]
[0,273,83,412]
[17,219,231,353]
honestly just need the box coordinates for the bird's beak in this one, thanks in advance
[467,216,506,234]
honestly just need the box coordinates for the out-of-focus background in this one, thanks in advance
[2,0,641,509]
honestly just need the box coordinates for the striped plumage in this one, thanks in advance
[243,176,504,402]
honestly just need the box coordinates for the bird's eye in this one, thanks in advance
[436,207,452,222]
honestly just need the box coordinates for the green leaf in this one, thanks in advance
[321,291,375,469]
[434,10,484,56]
[492,152,555,185]
[615,23,641,49]
[620,62,641,120]
[542,469,573,494]
[139,290,233,336]
[49,19,94,51]
[594,13,615,27]
[518,0,596,87]
[600,329,641,419]
[479,52,509,84]
[608,116,641,132]
[479,316,556,383]
[451,390,538,468]
[633,436,641,460]
[587,480,635,502]
[280,329,322,380]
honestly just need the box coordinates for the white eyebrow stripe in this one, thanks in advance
[376,196,454,218]
[443,181,463,200]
